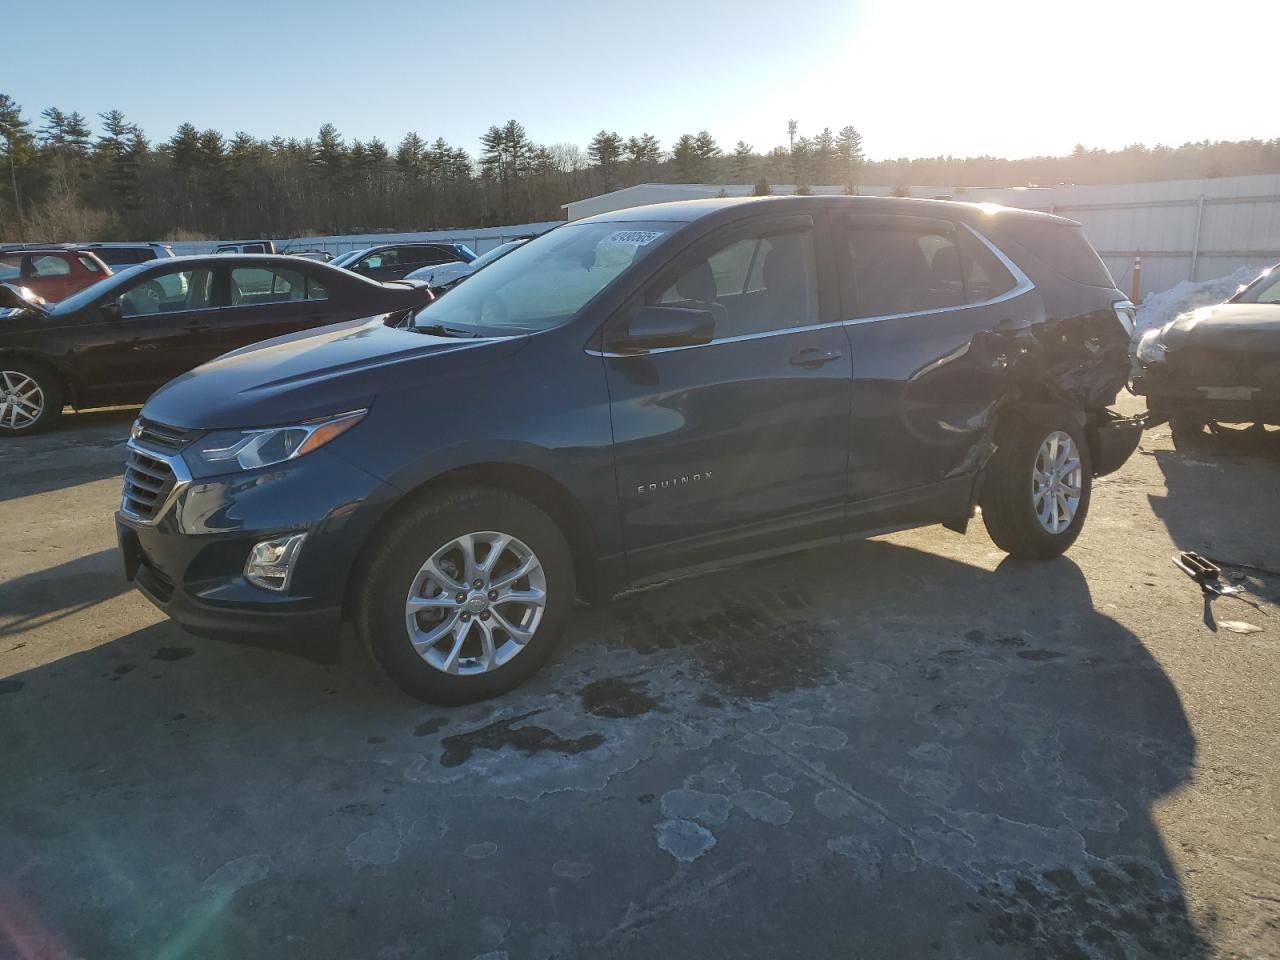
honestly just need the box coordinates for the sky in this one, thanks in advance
[4,0,1273,162]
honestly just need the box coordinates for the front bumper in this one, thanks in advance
[115,446,401,643]
[1132,368,1280,425]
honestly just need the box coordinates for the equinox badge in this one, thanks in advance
[638,471,712,494]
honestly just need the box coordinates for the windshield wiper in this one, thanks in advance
[413,323,478,339]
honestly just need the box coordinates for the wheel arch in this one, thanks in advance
[340,460,613,623]
[0,349,78,409]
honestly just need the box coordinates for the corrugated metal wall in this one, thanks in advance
[563,174,1280,298]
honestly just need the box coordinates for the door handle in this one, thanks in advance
[790,348,843,368]
[185,322,212,333]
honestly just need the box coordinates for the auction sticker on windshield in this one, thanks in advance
[600,230,665,247]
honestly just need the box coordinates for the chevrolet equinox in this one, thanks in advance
[116,197,1143,703]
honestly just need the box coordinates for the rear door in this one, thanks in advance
[603,213,853,579]
[216,264,337,349]
[838,214,1032,526]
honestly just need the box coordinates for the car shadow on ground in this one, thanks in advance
[0,549,128,639]
[1147,436,1280,631]
[0,407,136,504]
[1,539,1208,959]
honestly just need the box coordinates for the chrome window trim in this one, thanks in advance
[120,440,192,525]
[588,320,840,358]
[841,223,1034,327]
[589,222,1036,357]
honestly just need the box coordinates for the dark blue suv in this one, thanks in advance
[116,197,1142,703]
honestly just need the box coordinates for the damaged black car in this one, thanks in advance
[116,196,1141,703]
[1131,263,1280,448]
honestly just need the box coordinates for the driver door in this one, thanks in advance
[76,265,225,406]
[603,213,853,580]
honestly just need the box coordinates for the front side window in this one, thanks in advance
[413,221,674,335]
[401,247,450,267]
[0,256,20,281]
[77,255,105,274]
[230,266,310,305]
[847,223,964,318]
[655,229,819,339]
[358,249,398,270]
[118,268,212,317]
[30,255,71,277]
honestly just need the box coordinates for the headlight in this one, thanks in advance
[1134,328,1166,365]
[185,409,366,477]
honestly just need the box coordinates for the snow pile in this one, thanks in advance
[1134,265,1260,337]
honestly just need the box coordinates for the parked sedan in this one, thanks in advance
[333,242,475,282]
[1132,263,1280,447]
[406,239,528,292]
[0,248,112,301]
[115,196,1140,704]
[0,254,432,435]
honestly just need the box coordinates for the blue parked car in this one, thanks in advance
[116,196,1141,703]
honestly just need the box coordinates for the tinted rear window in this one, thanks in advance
[93,248,154,267]
[997,220,1115,288]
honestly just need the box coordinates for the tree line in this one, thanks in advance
[1,93,1276,243]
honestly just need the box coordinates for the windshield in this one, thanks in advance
[412,221,674,334]
[331,248,369,268]
[1232,267,1280,304]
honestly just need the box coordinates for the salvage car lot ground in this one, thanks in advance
[2,394,1278,959]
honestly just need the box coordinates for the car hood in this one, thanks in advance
[142,316,524,429]
[1163,302,1280,352]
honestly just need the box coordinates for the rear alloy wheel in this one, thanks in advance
[0,363,62,436]
[358,488,575,704]
[980,411,1092,559]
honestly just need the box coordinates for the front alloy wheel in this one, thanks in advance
[0,370,45,431]
[0,362,62,435]
[405,531,547,675]
[359,488,576,704]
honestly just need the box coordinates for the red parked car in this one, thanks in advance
[0,248,112,302]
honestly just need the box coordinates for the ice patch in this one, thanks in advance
[464,841,499,859]
[655,819,717,862]
[827,835,883,880]
[730,789,793,825]
[552,859,594,880]
[763,772,795,794]
[660,788,731,825]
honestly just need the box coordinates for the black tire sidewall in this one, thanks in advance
[0,360,62,436]
[361,489,576,704]
[984,410,1093,558]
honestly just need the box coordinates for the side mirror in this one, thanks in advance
[607,305,716,353]
[100,299,122,322]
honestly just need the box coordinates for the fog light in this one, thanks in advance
[244,533,307,592]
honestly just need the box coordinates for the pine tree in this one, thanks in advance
[732,141,754,182]
[813,127,835,184]
[672,134,699,182]
[587,129,623,189]
[0,94,34,225]
[836,125,864,192]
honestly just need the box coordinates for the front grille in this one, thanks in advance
[122,449,177,520]
[134,418,201,452]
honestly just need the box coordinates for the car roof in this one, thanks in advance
[575,194,1078,229]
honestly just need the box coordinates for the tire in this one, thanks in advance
[0,360,63,436]
[1169,415,1210,451]
[356,487,576,704]
[980,409,1092,560]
